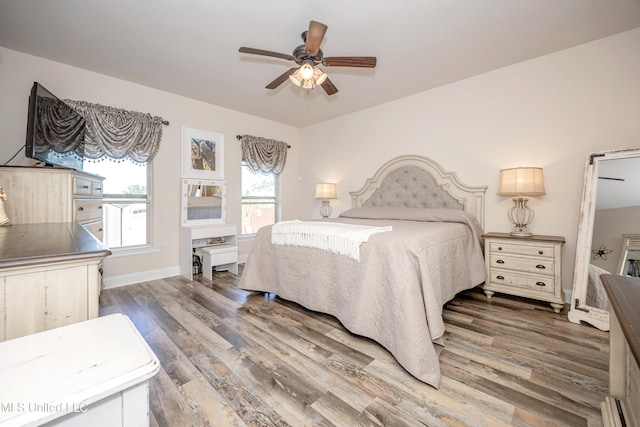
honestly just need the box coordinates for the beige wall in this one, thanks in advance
[299,28,640,295]
[0,47,302,286]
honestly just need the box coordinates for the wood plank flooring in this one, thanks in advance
[99,268,609,427]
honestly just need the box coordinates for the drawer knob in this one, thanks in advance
[78,207,84,211]
[535,282,546,287]
[496,275,505,280]
[95,187,102,191]
[498,247,503,251]
[99,228,103,232]
[82,185,89,189]
[536,264,546,269]
[538,250,544,255]
[496,259,505,264]
[98,205,103,210]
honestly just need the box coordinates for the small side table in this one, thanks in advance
[482,232,565,313]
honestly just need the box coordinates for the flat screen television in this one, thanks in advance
[25,82,85,170]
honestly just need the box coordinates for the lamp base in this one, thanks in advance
[507,197,534,237]
[509,227,533,237]
[319,200,332,218]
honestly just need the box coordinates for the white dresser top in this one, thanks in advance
[0,314,160,426]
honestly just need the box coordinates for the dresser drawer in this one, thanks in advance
[73,177,93,196]
[74,199,104,222]
[90,180,103,197]
[74,177,103,197]
[82,220,104,241]
[489,253,554,276]
[487,269,556,296]
[489,241,555,258]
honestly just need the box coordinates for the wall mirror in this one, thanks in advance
[568,148,640,331]
[181,178,226,226]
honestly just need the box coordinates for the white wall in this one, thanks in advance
[299,28,640,295]
[0,48,302,286]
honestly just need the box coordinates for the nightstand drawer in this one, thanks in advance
[489,254,554,276]
[489,241,555,258]
[488,269,556,295]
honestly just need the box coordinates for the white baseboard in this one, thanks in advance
[103,266,181,289]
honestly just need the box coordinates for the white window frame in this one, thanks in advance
[85,160,158,257]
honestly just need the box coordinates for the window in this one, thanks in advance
[242,163,278,235]
[83,159,152,248]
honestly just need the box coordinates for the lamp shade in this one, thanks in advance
[497,167,545,196]
[314,183,337,199]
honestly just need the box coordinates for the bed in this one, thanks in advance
[238,155,487,388]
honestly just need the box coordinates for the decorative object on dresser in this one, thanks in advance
[314,182,337,218]
[0,184,10,225]
[569,147,640,331]
[482,232,565,313]
[0,166,105,241]
[600,274,640,427]
[497,167,545,237]
[239,154,487,388]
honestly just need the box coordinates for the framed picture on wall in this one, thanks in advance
[181,127,224,180]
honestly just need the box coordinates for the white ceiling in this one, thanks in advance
[1,0,640,128]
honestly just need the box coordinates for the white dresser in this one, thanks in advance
[0,314,160,427]
[482,232,565,313]
[601,274,640,427]
[0,166,105,241]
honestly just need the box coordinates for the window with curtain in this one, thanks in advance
[241,162,278,235]
[65,99,164,250]
[238,134,288,235]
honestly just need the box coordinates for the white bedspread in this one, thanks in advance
[271,220,392,261]
[239,207,486,388]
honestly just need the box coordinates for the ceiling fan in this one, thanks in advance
[239,20,377,95]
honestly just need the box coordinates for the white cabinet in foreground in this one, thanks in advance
[0,313,160,427]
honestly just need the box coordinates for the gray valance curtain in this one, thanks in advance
[238,134,289,175]
[65,100,164,163]
[35,97,85,159]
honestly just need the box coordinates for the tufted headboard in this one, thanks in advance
[350,155,487,228]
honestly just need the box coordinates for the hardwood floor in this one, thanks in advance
[99,269,609,427]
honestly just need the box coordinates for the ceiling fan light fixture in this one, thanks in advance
[299,63,315,80]
[288,69,303,86]
[302,78,316,89]
[314,68,328,85]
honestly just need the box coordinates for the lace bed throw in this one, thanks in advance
[270,220,392,262]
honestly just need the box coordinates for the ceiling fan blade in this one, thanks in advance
[265,68,298,89]
[239,47,295,61]
[599,176,625,181]
[305,21,328,54]
[322,56,377,68]
[320,77,339,95]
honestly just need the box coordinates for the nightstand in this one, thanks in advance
[482,232,565,313]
